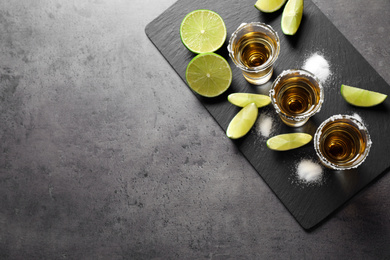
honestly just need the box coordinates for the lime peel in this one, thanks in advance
[341,84,387,107]
[226,103,258,139]
[267,133,312,151]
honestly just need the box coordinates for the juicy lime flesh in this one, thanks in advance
[226,103,258,139]
[281,0,303,35]
[341,84,387,107]
[186,53,232,97]
[180,10,227,53]
[228,93,271,108]
[255,0,287,13]
[267,133,312,151]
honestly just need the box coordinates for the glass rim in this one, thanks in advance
[227,22,280,73]
[313,114,372,170]
[269,69,324,122]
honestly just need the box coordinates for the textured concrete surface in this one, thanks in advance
[0,0,389,259]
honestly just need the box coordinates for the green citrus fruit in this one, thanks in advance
[228,93,271,108]
[226,103,258,139]
[255,0,287,13]
[267,133,312,151]
[281,0,304,35]
[341,84,387,107]
[180,9,227,53]
[185,53,232,97]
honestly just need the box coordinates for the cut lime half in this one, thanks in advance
[255,0,287,13]
[267,133,312,151]
[180,9,227,54]
[185,53,232,98]
[341,84,387,107]
[226,103,258,139]
[281,0,304,35]
[228,93,271,108]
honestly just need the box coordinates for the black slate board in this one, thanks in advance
[145,0,390,229]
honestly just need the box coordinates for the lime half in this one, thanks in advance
[180,9,227,54]
[228,93,271,108]
[226,103,258,139]
[186,53,232,97]
[267,133,312,151]
[281,0,304,35]
[255,0,287,13]
[341,84,387,107]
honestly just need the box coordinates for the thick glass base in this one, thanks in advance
[279,116,309,127]
[242,67,273,85]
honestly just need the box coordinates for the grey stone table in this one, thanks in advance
[0,0,389,259]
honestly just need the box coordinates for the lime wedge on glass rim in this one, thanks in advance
[281,0,304,35]
[180,9,227,54]
[185,52,232,98]
[341,84,387,107]
[226,103,258,139]
[266,133,312,151]
[255,0,287,13]
[228,93,271,108]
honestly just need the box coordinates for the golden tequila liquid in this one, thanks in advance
[228,23,280,85]
[314,115,371,170]
[235,32,273,68]
[234,32,274,84]
[270,70,323,127]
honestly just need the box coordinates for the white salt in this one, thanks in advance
[296,159,323,183]
[256,113,273,137]
[352,113,363,123]
[351,113,367,131]
[302,52,331,84]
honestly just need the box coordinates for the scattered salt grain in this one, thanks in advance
[302,52,331,84]
[256,113,273,137]
[296,159,323,183]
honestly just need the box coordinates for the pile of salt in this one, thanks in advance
[296,159,323,184]
[302,53,331,84]
[256,113,273,137]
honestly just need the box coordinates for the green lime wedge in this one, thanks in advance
[255,0,287,13]
[281,0,303,35]
[180,9,227,54]
[226,103,258,139]
[341,84,387,107]
[228,93,271,108]
[266,133,312,151]
[185,53,232,98]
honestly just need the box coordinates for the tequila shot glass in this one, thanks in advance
[227,22,280,85]
[269,69,324,127]
[314,114,372,170]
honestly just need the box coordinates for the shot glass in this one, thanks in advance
[269,69,324,127]
[314,114,372,170]
[227,22,280,85]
